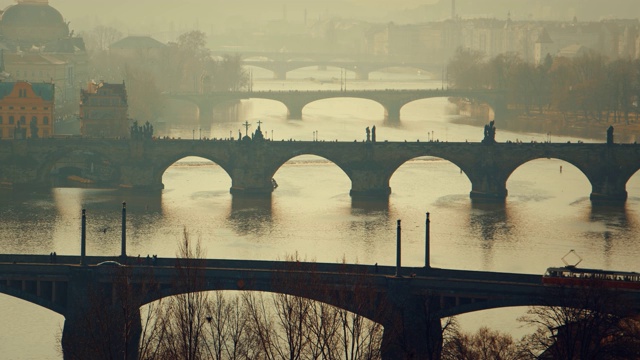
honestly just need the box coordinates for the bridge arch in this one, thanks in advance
[154,155,234,190]
[303,98,385,121]
[267,153,352,195]
[0,283,66,315]
[390,156,472,197]
[39,147,121,188]
[505,157,592,202]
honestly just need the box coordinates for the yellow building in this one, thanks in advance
[0,81,55,139]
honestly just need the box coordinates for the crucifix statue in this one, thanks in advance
[243,121,251,137]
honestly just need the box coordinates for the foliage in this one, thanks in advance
[447,47,640,124]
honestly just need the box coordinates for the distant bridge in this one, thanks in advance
[166,89,507,125]
[210,49,445,80]
[1,139,638,202]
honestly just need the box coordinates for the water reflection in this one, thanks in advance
[350,197,390,214]
[227,196,273,235]
[468,202,512,243]
[586,204,637,263]
[467,202,513,269]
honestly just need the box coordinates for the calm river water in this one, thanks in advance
[2,68,640,359]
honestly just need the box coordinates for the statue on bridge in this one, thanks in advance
[366,127,371,142]
[372,125,376,142]
[482,121,496,144]
[607,125,614,145]
[253,124,265,141]
[130,121,154,140]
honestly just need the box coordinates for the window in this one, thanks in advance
[20,107,25,110]
[8,106,13,110]
[20,116,25,124]
[43,116,49,125]
[31,116,37,124]
[32,107,37,110]
[0,116,3,124]
[9,116,14,125]
[44,107,49,110]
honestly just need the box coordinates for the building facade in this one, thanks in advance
[0,0,88,114]
[79,81,128,138]
[0,81,54,139]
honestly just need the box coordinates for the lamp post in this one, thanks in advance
[192,129,195,140]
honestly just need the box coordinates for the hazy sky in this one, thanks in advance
[0,0,638,41]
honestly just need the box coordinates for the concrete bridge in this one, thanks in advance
[0,253,560,359]
[166,89,507,125]
[2,251,640,359]
[0,138,638,203]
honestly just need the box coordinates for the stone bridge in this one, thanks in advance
[167,89,507,124]
[0,138,638,203]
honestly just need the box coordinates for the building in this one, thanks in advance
[79,81,129,138]
[0,81,54,139]
[0,0,88,113]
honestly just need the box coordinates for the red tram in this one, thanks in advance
[543,266,640,290]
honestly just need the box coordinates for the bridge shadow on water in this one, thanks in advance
[586,203,637,258]
[468,202,511,244]
[227,196,274,235]
[350,197,390,215]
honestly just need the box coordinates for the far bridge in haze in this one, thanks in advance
[210,49,445,80]
[166,89,507,125]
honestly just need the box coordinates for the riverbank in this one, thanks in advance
[450,104,640,143]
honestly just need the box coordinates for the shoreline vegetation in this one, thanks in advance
[451,99,640,143]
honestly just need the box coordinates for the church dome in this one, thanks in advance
[0,0,69,45]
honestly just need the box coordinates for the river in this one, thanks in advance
[1,67,640,358]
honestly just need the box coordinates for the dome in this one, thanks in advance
[0,0,69,44]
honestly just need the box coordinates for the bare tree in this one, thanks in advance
[519,284,640,360]
[155,228,209,360]
[442,326,525,360]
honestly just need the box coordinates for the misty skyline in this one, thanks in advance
[0,0,633,42]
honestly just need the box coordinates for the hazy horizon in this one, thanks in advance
[0,0,636,42]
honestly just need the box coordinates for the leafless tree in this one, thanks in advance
[442,326,526,360]
[153,228,209,360]
[519,284,640,360]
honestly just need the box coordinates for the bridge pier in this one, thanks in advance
[62,268,142,360]
[348,168,392,198]
[383,104,402,125]
[273,70,287,80]
[287,103,304,120]
[586,157,632,204]
[355,69,370,80]
[381,278,443,360]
